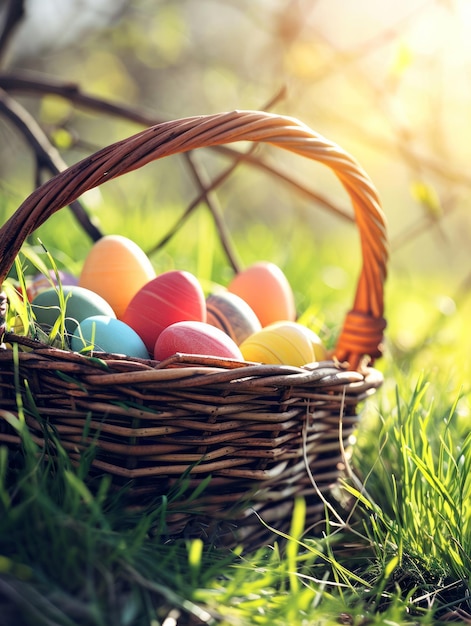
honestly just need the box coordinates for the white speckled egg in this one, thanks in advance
[206,291,261,345]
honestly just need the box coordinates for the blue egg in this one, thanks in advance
[71,315,149,358]
[31,285,116,335]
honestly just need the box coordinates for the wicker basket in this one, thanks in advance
[0,110,387,548]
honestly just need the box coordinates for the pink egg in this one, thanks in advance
[122,270,206,352]
[154,320,243,361]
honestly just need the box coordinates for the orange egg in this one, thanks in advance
[239,321,319,367]
[79,235,156,319]
[227,261,296,327]
[154,320,243,361]
[122,270,206,352]
[206,291,262,345]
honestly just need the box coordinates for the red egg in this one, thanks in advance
[122,270,206,352]
[154,320,243,361]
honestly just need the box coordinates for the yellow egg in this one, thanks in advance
[295,324,328,362]
[79,235,156,319]
[240,321,318,366]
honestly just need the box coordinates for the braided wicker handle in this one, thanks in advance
[0,110,387,370]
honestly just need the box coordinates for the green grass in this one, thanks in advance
[1,191,471,625]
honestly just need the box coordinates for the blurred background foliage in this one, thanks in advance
[0,0,470,376]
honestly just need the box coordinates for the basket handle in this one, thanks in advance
[0,110,387,370]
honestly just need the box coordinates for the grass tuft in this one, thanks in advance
[344,374,471,619]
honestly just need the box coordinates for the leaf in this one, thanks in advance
[390,40,413,78]
[384,554,400,579]
[410,180,443,218]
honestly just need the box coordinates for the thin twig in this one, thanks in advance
[164,87,288,272]
[214,145,354,223]
[145,143,260,258]
[0,71,159,127]
[183,152,242,273]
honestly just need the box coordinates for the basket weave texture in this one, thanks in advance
[0,110,387,547]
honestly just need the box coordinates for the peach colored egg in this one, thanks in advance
[206,291,262,345]
[122,270,206,353]
[79,234,156,319]
[239,321,317,367]
[154,320,243,361]
[227,261,296,327]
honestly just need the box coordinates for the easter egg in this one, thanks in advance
[227,261,296,327]
[71,315,149,358]
[31,285,116,335]
[239,321,318,367]
[79,234,156,319]
[206,291,262,345]
[296,325,328,361]
[26,270,78,302]
[154,320,243,361]
[122,270,206,353]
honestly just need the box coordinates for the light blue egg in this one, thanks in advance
[71,315,149,358]
[32,285,116,335]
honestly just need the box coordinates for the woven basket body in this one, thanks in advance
[0,110,387,547]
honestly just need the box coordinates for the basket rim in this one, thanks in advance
[1,331,384,389]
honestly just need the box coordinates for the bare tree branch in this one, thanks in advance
[0,0,24,67]
[0,71,354,275]
[0,87,103,241]
[0,72,352,222]
[182,152,243,273]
